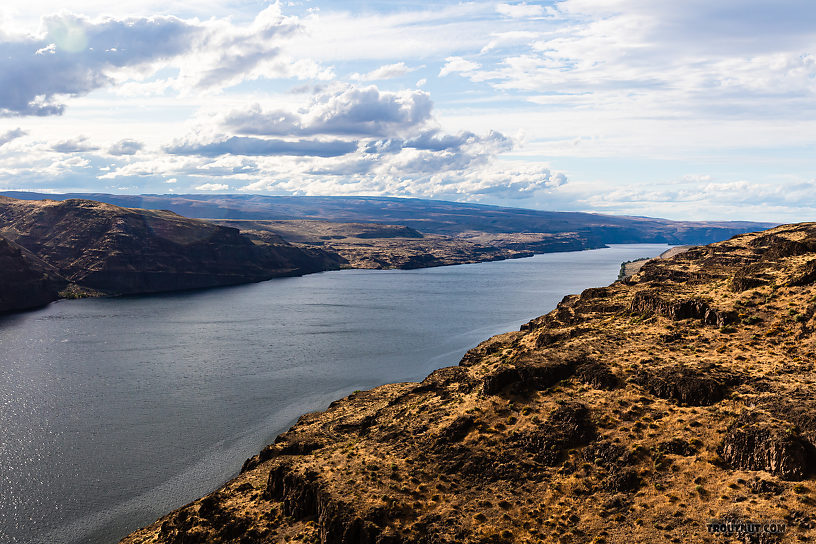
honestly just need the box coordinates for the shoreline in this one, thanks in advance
[1,240,609,317]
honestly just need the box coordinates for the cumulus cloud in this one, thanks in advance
[0,14,199,116]
[51,135,99,153]
[164,136,358,157]
[223,85,433,138]
[0,5,318,117]
[0,128,25,147]
[108,139,144,155]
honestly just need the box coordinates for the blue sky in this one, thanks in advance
[0,1,814,221]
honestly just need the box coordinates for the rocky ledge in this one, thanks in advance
[122,223,816,544]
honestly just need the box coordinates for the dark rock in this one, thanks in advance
[481,357,573,396]
[575,358,619,389]
[788,259,816,286]
[511,402,595,465]
[603,468,641,492]
[583,441,633,467]
[749,478,783,495]
[751,234,816,260]
[629,290,737,327]
[658,438,696,456]
[632,366,733,406]
[436,415,476,445]
[265,462,399,544]
[718,416,809,480]
[731,265,770,291]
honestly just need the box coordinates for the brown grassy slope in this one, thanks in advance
[122,223,816,544]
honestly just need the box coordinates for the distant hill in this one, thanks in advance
[1,192,775,244]
[0,196,344,312]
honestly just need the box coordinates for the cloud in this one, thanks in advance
[496,3,545,18]
[223,85,433,138]
[439,56,481,77]
[0,5,318,117]
[187,4,310,90]
[108,139,144,155]
[403,129,512,152]
[0,128,25,147]
[51,135,99,153]
[194,183,229,191]
[164,136,358,157]
[461,0,816,122]
[480,30,539,53]
[0,14,200,116]
[351,62,415,81]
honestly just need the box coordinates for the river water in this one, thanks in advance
[0,244,668,543]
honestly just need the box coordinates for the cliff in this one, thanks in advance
[122,223,816,543]
[0,234,67,313]
[0,196,344,307]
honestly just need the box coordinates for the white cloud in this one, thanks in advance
[0,128,25,147]
[351,62,414,81]
[194,182,228,191]
[222,85,433,138]
[480,30,538,53]
[496,3,545,19]
[0,5,328,117]
[108,139,143,156]
[439,56,481,77]
[51,135,99,153]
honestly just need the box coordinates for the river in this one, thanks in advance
[0,244,668,543]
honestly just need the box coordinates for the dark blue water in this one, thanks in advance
[0,244,668,544]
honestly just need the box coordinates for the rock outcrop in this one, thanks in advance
[123,222,816,544]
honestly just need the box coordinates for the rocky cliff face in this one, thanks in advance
[0,234,67,313]
[123,222,816,544]
[0,196,344,306]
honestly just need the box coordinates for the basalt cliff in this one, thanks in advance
[122,222,816,544]
[0,196,344,313]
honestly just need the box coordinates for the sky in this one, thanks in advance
[0,1,814,221]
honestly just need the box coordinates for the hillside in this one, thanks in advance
[0,234,67,312]
[0,196,344,311]
[213,220,595,270]
[0,192,774,243]
[123,222,816,544]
